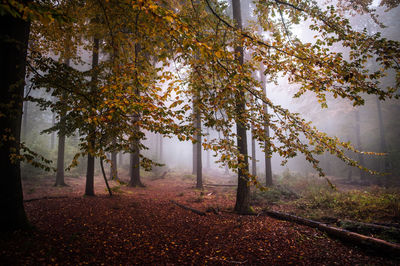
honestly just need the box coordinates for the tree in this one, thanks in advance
[0,0,31,230]
[259,65,273,187]
[54,57,69,187]
[232,0,251,214]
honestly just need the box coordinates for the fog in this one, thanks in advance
[21,1,400,185]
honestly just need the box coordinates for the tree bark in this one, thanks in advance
[129,43,144,188]
[51,111,55,149]
[55,58,70,187]
[206,128,210,169]
[110,139,118,180]
[85,36,99,196]
[192,99,197,175]
[251,127,257,177]
[129,140,143,187]
[195,93,203,189]
[232,0,251,214]
[259,66,273,186]
[0,4,30,230]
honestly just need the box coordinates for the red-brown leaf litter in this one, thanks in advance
[0,175,398,265]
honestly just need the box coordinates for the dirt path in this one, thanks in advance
[0,175,398,265]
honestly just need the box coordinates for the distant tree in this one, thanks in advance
[54,58,69,187]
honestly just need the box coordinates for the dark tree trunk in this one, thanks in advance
[129,139,143,187]
[55,58,70,187]
[110,139,118,180]
[129,43,144,188]
[192,99,197,175]
[354,109,366,181]
[232,0,251,214]
[194,94,203,189]
[51,111,55,149]
[85,36,99,196]
[259,66,273,186]
[206,128,210,169]
[0,5,30,231]
[110,152,118,180]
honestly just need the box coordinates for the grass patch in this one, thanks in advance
[293,186,400,223]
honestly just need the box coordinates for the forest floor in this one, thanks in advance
[1,172,399,265]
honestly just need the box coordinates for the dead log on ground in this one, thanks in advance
[24,196,70,202]
[264,210,400,256]
[170,200,206,216]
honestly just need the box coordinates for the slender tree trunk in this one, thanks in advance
[55,58,70,187]
[232,0,251,214]
[110,139,118,180]
[259,66,273,186]
[51,111,55,149]
[192,99,197,175]
[355,109,366,181]
[159,134,163,162]
[195,93,203,189]
[0,5,30,230]
[85,36,99,196]
[22,98,28,141]
[155,133,159,160]
[206,128,210,169]
[129,43,144,187]
[376,97,389,172]
[251,125,257,177]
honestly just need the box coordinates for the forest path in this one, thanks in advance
[0,175,397,265]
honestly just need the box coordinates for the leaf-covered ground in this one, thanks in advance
[1,174,399,265]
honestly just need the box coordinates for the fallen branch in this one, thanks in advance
[264,210,400,256]
[170,200,206,216]
[338,220,400,236]
[24,196,70,202]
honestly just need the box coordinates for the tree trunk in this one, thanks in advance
[232,0,251,214]
[22,98,28,141]
[85,36,99,196]
[195,93,203,189]
[129,139,143,187]
[376,97,389,173]
[51,111,55,149]
[354,109,366,181]
[206,128,210,169]
[110,139,118,180]
[259,66,273,186]
[0,5,30,231]
[159,134,163,162]
[251,127,257,177]
[192,100,197,175]
[129,43,144,188]
[55,58,70,187]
